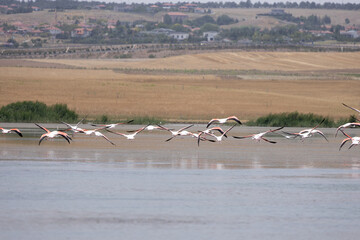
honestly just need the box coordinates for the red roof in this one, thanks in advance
[167,12,188,16]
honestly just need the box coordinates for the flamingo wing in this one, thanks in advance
[35,123,50,133]
[342,103,360,114]
[11,129,23,137]
[261,137,277,144]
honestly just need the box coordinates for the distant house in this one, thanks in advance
[47,26,62,35]
[178,6,189,12]
[169,32,189,41]
[71,28,92,38]
[194,8,205,14]
[31,6,41,11]
[203,31,218,42]
[340,30,359,39]
[162,3,176,10]
[165,12,188,23]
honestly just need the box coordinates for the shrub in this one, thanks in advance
[246,111,355,127]
[0,101,78,122]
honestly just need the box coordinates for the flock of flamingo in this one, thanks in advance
[1,103,359,150]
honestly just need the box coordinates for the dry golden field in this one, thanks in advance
[1,51,360,121]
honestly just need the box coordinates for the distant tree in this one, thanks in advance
[322,15,331,24]
[200,23,219,33]
[7,38,19,48]
[191,15,215,27]
[171,23,188,32]
[163,14,172,25]
[216,14,236,25]
[345,18,350,24]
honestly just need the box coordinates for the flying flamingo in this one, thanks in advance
[335,122,360,137]
[78,127,115,145]
[206,116,242,128]
[61,117,87,133]
[157,124,194,137]
[127,125,164,133]
[0,127,23,137]
[338,130,360,150]
[35,123,72,145]
[198,125,236,146]
[281,119,328,142]
[91,119,134,129]
[233,126,284,144]
[106,124,149,140]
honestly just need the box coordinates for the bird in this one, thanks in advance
[61,117,86,133]
[127,125,164,133]
[106,124,149,140]
[78,127,115,145]
[198,124,236,146]
[233,126,284,144]
[0,127,23,137]
[200,127,228,137]
[35,123,72,145]
[335,122,360,137]
[338,130,360,150]
[281,119,328,142]
[91,119,134,129]
[157,124,194,137]
[206,116,242,128]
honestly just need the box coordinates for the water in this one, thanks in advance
[1,124,360,239]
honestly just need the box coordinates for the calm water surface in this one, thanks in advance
[1,124,360,239]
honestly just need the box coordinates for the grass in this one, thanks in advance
[93,115,165,125]
[0,101,78,123]
[246,112,357,128]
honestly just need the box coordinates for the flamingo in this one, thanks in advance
[106,124,149,140]
[78,127,115,145]
[0,127,23,137]
[61,117,86,133]
[281,119,328,142]
[233,126,284,144]
[127,125,164,133]
[35,123,72,145]
[338,130,360,150]
[91,119,134,129]
[198,125,236,146]
[206,116,242,128]
[157,124,194,137]
[335,122,360,137]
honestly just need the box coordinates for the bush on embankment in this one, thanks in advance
[246,112,357,128]
[0,101,78,122]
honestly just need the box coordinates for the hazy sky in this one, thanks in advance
[92,0,360,4]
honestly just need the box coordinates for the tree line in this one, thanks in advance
[0,0,359,12]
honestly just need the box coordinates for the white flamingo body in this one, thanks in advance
[206,116,242,128]
[35,123,72,145]
[339,130,360,150]
[198,125,235,146]
[80,128,115,145]
[0,128,23,137]
[281,119,328,142]
[335,122,360,137]
[106,125,148,140]
[233,127,284,144]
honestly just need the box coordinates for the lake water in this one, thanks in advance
[1,124,360,240]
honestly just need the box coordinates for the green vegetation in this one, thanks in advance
[246,112,356,127]
[0,101,78,122]
[94,115,165,125]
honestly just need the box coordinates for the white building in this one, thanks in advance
[203,31,218,42]
[169,32,189,41]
